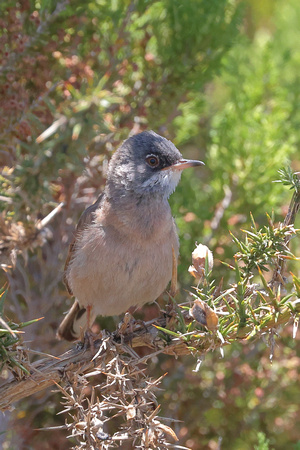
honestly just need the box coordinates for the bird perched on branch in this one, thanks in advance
[57,131,204,341]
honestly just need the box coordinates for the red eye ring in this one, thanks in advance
[146,154,159,168]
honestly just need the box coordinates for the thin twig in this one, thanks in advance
[270,187,300,288]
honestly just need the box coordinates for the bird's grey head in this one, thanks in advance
[106,131,204,200]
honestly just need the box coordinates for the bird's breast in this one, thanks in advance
[66,214,178,316]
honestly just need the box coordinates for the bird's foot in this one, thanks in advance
[82,328,101,353]
[166,292,178,315]
[115,312,148,346]
[116,312,134,337]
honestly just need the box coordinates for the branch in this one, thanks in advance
[1,300,299,412]
[271,186,300,288]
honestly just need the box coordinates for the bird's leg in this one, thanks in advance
[87,304,92,329]
[83,305,96,351]
[116,311,134,337]
[127,306,149,333]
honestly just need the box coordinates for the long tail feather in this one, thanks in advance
[57,300,91,341]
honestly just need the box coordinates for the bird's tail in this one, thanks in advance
[57,300,94,341]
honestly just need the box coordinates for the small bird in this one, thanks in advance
[57,131,204,341]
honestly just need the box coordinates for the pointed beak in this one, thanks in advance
[162,159,205,171]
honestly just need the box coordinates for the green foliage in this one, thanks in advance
[169,0,300,286]
[0,0,242,225]
[0,286,41,375]
[231,217,298,277]
[165,212,299,352]
[275,167,300,193]
[206,23,299,213]
[172,13,300,284]
[156,171,299,371]
[254,432,270,450]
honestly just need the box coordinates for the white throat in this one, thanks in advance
[141,169,182,198]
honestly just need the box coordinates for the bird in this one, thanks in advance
[57,130,204,341]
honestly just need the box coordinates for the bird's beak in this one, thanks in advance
[162,159,205,171]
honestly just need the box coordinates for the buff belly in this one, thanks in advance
[66,223,179,317]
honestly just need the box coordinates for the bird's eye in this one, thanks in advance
[146,154,159,168]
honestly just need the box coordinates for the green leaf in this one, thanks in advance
[152,325,180,337]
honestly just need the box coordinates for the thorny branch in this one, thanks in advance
[1,296,300,411]
[271,183,300,289]
[0,202,64,269]
[0,290,299,448]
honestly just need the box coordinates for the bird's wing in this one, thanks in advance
[64,193,104,295]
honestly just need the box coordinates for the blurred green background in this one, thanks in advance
[0,0,299,448]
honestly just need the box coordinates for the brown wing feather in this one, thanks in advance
[63,193,104,295]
